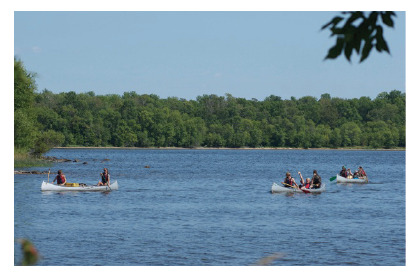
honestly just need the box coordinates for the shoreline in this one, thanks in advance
[53,146,405,151]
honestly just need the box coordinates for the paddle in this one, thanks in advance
[282,182,298,189]
[329,176,337,182]
[282,182,309,193]
[298,171,304,184]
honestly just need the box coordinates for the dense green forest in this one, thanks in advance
[15,58,405,155]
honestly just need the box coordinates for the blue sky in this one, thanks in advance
[14,11,405,101]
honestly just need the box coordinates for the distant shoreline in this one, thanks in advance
[53,147,405,151]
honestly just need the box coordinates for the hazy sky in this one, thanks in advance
[14,11,405,101]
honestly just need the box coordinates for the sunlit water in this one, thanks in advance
[14,149,405,265]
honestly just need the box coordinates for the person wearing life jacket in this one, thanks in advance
[347,168,353,179]
[282,172,297,188]
[301,178,313,189]
[298,171,312,189]
[353,171,360,179]
[52,170,66,186]
[339,166,348,178]
[311,170,321,189]
[97,168,110,186]
[358,166,367,179]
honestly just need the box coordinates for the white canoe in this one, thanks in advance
[271,182,325,193]
[41,180,118,191]
[336,175,368,184]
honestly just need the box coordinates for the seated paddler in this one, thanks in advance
[52,170,66,186]
[282,172,298,188]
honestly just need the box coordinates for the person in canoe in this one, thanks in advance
[353,171,360,179]
[297,171,312,189]
[97,168,110,186]
[347,168,353,178]
[52,170,66,186]
[311,170,322,189]
[358,166,367,179]
[339,166,348,178]
[282,172,298,188]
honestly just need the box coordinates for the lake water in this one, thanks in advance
[14,149,406,266]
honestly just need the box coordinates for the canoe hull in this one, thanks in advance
[41,180,118,191]
[271,182,325,193]
[336,175,368,183]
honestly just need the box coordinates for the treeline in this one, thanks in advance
[32,89,405,149]
[15,59,405,154]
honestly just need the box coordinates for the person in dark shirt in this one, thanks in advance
[97,168,110,186]
[339,166,348,178]
[311,170,321,189]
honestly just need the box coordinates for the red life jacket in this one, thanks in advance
[284,177,292,185]
[57,174,65,184]
[304,182,311,189]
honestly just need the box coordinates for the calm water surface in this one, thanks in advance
[14,149,405,266]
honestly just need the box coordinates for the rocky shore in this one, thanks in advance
[14,156,109,174]
[14,170,50,175]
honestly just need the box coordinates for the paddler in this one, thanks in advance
[52,170,66,186]
[97,168,110,186]
[311,170,321,189]
[358,166,367,178]
[353,171,360,179]
[339,166,348,178]
[282,172,298,188]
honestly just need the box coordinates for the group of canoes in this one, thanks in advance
[41,168,118,191]
[272,166,369,193]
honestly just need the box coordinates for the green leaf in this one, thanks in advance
[325,38,344,60]
[344,43,353,61]
[344,25,357,43]
[329,27,343,35]
[368,11,380,27]
[345,11,363,25]
[374,26,390,53]
[352,34,362,54]
[378,36,390,53]
[381,12,395,27]
[321,16,344,30]
[360,39,374,62]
